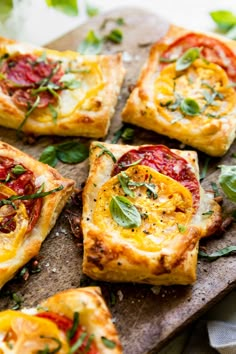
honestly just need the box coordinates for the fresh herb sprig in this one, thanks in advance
[210,10,236,39]
[199,246,236,261]
[110,195,141,228]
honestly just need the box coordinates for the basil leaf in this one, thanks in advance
[5,185,63,203]
[86,2,99,17]
[202,210,214,216]
[180,98,200,116]
[95,143,116,162]
[60,73,81,89]
[218,165,236,202]
[226,25,236,40]
[177,224,186,233]
[159,57,177,63]
[45,0,78,16]
[101,336,116,349]
[210,10,236,31]
[110,196,141,228]
[56,141,89,164]
[78,30,103,55]
[118,172,135,198]
[118,158,143,169]
[199,246,236,261]
[200,157,210,181]
[121,127,134,141]
[106,28,123,44]
[0,0,13,22]
[176,48,200,71]
[17,95,40,133]
[38,335,62,354]
[67,312,79,340]
[11,165,26,175]
[48,104,58,123]
[39,146,58,167]
[211,181,220,198]
[11,293,23,310]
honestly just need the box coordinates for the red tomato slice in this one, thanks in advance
[0,157,42,233]
[112,145,200,210]
[36,312,98,354]
[160,33,236,82]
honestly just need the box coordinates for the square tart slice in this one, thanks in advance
[82,142,222,285]
[0,141,75,288]
[122,25,236,156]
[0,287,122,353]
[0,36,125,138]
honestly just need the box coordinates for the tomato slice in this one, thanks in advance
[160,33,236,82]
[112,145,200,210]
[36,312,98,354]
[0,157,42,233]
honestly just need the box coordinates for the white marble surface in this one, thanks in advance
[0,0,236,45]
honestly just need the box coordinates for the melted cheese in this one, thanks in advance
[93,165,194,252]
[155,59,235,124]
[0,185,28,262]
[0,310,69,353]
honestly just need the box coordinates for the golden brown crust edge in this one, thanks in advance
[0,141,75,288]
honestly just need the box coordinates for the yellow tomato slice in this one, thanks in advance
[155,58,235,123]
[0,185,28,262]
[93,165,194,252]
[0,310,68,353]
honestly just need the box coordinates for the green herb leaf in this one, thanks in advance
[200,157,210,181]
[78,30,103,55]
[59,73,81,89]
[118,172,135,198]
[176,47,200,71]
[106,28,123,44]
[11,165,26,175]
[45,0,78,16]
[159,57,177,63]
[180,98,200,116]
[17,95,41,133]
[118,158,143,169]
[110,196,141,228]
[69,332,87,354]
[177,224,187,233]
[11,293,23,310]
[0,0,13,22]
[199,246,236,261]
[86,2,99,17]
[210,10,236,31]
[67,312,79,340]
[38,335,62,354]
[56,141,89,164]
[211,182,220,197]
[121,127,134,141]
[95,143,116,162]
[226,25,236,40]
[39,146,58,167]
[101,336,116,349]
[48,104,58,123]
[218,165,236,202]
[202,210,214,216]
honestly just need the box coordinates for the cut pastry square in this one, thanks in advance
[82,142,222,285]
[0,287,122,354]
[0,141,75,288]
[0,36,125,138]
[122,25,236,156]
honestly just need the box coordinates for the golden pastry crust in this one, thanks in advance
[0,36,125,138]
[0,287,122,354]
[82,142,221,285]
[122,25,236,156]
[0,141,75,288]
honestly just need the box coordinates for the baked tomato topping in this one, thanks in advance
[37,312,98,354]
[0,157,42,233]
[0,53,64,108]
[112,145,200,210]
[160,33,236,82]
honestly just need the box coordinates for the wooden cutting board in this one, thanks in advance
[0,7,236,354]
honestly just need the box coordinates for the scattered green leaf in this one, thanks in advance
[95,143,116,162]
[11,293,23,310]
[118,172,135,198]
[199,246,236,261]
[39,146,58,167]
[202,210,214,216]
[60,73,81,89]
[48,104,58,123]
[101,336,116,349]
[180,98,200,116]
[69,332,87,353]
[78,30,103,54]
[110,195,141,229]
[38,335,62,354]
[86,2,99,17]
[211,182,220,197]
[45,0,78,16]
[177,224,187,233]
[176,47,200,71]
[67,312,79,340]
[159,57,177,63]
[218,165,236,202]
[210,10,236,31]
[106,28,123,44]
[11,165,26,175]
[17,95,41,133]
[56,141,89,164]
[200,157,211,180]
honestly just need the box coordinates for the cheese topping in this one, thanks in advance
[155,58,236,123]
[93,165,194,252]
[0,310,68,353]
[0,185,28,262]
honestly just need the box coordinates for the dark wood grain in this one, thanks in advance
[0,7,236,354]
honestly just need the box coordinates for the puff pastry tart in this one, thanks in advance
[82,142,222,285]
[0,141,74,288]
[0,36,125,138]
[122,25,236,156]
[0,287,122,353]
